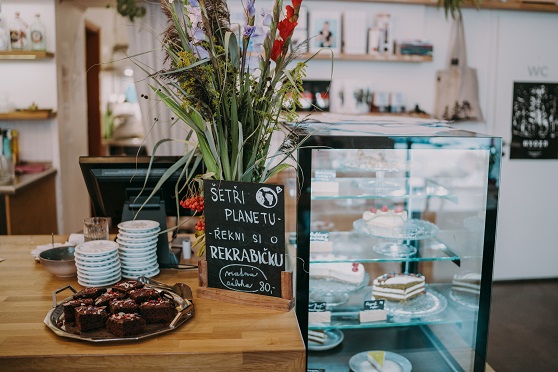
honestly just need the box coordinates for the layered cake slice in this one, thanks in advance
[112,279,145,293]
[73,287,107,300]
[128,288,161,304]
[372,273,425,302]
[109,298,139,315]
[94,291,126,307]
[75,305,109,332]
[363,206,407,229]
[310,262,366,285]
[106,313,146,337]
[62,298,94,324]
[308,330,327,345]
[452,272,481,295]
[367,350,385,371]
[140,298,177,323]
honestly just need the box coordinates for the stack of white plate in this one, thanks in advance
[74,240,121,287]
[117,220,161,279]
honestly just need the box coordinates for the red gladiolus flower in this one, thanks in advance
[292,0,302,9]
[271,39,284,61]
[278,17,298,41]
[286,5,295,21]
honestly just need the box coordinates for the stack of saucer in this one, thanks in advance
[117,220,161,279]
[74,240,121,287]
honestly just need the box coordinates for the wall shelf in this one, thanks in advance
[300,52,432,63]
[0,51,54,60]
[0,110,56,120]
[312,0,558,13]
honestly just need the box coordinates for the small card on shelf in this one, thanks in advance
[359,299,387,323]
[310,231,333,253]
[309,311,332,324]
[308,301,331,324]
[312,169,339,196]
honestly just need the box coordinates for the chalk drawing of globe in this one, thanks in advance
[255,187,278,208]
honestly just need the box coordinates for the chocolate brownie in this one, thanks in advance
[129,288,160,304]
[62,298,94,323]
[94,291,126,307]
[112,280,145,293]
[109,298,139,315]
[73,287,107,300]
[140,298,176,323]
[75,305,108,332]
[106,313,146,337]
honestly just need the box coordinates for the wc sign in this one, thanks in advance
[528,66,549,78]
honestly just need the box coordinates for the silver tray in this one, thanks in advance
[43,277,194,342]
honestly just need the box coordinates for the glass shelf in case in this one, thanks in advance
[308,284,477,331]
[309,232,462,264]
[311,177,457,201]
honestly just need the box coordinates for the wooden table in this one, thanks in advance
[0,235,305,371]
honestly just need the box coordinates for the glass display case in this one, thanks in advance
[294,120,501,371]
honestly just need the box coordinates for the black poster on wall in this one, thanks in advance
[510,82,558,159]
[203,180,285,298]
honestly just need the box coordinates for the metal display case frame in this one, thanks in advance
[294,120,501,371]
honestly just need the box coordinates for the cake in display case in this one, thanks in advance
[294,120,501,372]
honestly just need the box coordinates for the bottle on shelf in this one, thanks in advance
[0,7,9,51]
[29,13,46,51]
[9,12,28,50]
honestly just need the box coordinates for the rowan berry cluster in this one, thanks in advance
[180,195,204,213]
[195,217,205,231]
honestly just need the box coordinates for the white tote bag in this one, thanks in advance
[434,15,484,122]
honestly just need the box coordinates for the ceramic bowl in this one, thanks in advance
[39,246,77,277]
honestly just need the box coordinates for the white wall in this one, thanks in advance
[490,12,558,280]
[292,3,558,280]
[0,0,58,163]
[0,0,90,234]
[2,1,558,278]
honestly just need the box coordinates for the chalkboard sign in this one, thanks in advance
[308,302,328,312]
[364,299,385,311]
[203,180,285,298]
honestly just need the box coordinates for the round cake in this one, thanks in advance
[363,205,407,229]
[310,261,366,285]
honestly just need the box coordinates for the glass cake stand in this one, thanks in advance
[309,273,370,307]
[353,218,439,257]
[383,289,448,321]
[448,288,480,311]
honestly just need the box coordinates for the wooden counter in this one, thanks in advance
[0,235,305,371]
[0,168,57,234]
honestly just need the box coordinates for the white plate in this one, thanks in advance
[121,262,159,273]
[116,233,159,244]
[119,251,157,261]
[118,244,157,253]
[308,329,344,351]
[120,257,158,269]
[117,238,159,248]
[75,240,119,257]
[77,267,121,282]
[349,351,412,372]
[74,252,119,263]
[76,262,120,275]
[78,273,122,288]
[117,228,161,240]
[75,254,119,265]
[121,267,160,279]
[118,220,160,232]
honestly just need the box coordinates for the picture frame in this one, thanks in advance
[309,10,341,54]
[290,29,308,54]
